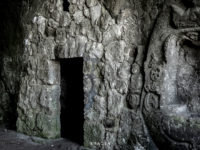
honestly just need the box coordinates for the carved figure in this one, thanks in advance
[142,1,200,149]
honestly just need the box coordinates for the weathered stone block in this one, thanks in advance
[84,121,105,148]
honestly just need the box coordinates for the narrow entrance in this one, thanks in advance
[60,58,84,145]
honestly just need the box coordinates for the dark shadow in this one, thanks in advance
[63,0,70,12]
[0,0,23,130]
[60,58,84,145]
[5,94,18,130]
[182,0,195,8]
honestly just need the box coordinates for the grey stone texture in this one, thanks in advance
[1,0,200,149]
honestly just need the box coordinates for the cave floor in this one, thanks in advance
[0,128,89,150]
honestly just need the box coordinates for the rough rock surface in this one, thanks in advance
[0,128,87,150]
[0,0,200,149]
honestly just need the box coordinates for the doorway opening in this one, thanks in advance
[63,0,70,12]
[60,58,84,145]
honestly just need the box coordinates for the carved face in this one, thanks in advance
[143,29,200,149]
[161,33,200,148]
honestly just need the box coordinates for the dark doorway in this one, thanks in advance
[63,0,70,12]
[60,58,84,145]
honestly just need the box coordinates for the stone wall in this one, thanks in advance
[16,0,149,149]
[0,0,161,149]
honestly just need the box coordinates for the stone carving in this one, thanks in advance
[142,1,200,149]
[126,45,144,112]
[172,1,200,28]
[150,66,161,81]
[143,93,159,112]
[127,93,140,110]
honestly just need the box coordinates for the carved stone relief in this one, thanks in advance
[142,0,200,149]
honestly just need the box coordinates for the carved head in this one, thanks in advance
[142,25,200,150]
